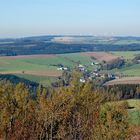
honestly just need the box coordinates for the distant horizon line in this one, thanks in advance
[0,34,140,39]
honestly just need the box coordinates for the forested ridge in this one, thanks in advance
[0,36,140,56]
[0,74,140,140]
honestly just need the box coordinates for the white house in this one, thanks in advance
[78,64,85,71]
[57,67,63,70]
[63,67,68,70]
[80,77,86,83]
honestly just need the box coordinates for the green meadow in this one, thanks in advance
[0,51,140,85]
[112,51,140,59]
[0,53,93,85]
[127,99,140,126]
[107,99,140,126]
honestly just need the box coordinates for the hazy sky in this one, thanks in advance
[0,0,140,37]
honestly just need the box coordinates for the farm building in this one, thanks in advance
[80,77,86,83]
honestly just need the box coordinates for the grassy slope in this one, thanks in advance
[108,99,140,126]
[15,74,58,86]
[108,51,140,76]
[119,64,140,76]
[104,64,140,76]
[112,51,140,59]
[57,53,93,69]
[127,99,140,126]
[0,51,140,85]
[0,53,93,72]
[0,53,93,85]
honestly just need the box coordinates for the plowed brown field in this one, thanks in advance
[105,77,140,85]
[81,52,119,62]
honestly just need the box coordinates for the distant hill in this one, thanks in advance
[0,36,140,56]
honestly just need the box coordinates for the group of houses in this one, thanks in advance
[56,62,120,84]
[78,62,120,83]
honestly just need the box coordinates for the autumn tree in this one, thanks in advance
[94,101,133,140]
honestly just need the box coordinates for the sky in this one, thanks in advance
[0,0,140,38]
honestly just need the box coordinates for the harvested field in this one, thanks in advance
[81,52,119,62]
[0,54,56,59]
[0,62,10,65]
[105,77,140,86]
[24,70,62,77]
[0,70,62,77]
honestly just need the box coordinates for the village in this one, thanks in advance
[56,53,140,85]
[56,60,120,84]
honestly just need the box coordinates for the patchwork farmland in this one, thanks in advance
[0,51,140,85]
[0,53,93,85]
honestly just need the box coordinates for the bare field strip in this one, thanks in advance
[105,77,140,86]
[0,54,56,59]
[0,70,62,77]
[0,62,10,65]
[81,52,119,62]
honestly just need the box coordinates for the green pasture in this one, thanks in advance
[0,53,93,72]
[112,51,140,59]
[102,51,140,76]
[126,99,140,126]
[107,99,140,126]
[0,51,140,85]
[118,64,140,76]
[15,74,58,86]
[57,53,93,69]
[101,64,140,76]
[0,58,55,72]
[0,53,94,85]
